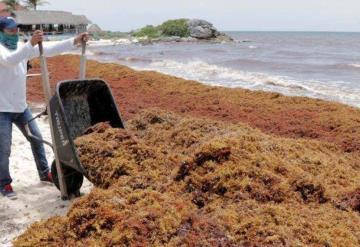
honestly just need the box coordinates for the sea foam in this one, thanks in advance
[142,59,360,107]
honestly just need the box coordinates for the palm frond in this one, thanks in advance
[21,0,48,10]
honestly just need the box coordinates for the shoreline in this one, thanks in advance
[27,55,360,153]
[34,48,360,110]
[78,33,360,109]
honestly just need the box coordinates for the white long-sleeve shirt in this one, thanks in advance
[0,38,75,113]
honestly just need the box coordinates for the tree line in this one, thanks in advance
[2,0,48,11]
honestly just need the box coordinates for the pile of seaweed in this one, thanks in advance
[14,109,360,246]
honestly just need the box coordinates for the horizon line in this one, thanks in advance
[221,30,360,33]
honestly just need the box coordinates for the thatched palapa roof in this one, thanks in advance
[13,10,91,25]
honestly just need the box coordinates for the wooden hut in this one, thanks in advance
[13,10,91,34]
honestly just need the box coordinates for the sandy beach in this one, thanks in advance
[0,105,92,247]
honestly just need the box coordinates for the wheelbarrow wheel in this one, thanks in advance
[51,160,84,197]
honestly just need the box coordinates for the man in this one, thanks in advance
[0,16,89,199]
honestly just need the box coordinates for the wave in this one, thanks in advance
[348,63,360,68]
[63,50,96,56]
[146,60,307,90]
[223,58,272,67]
[118,57,153,63]
[87,39,132,47]
[322,63,360,70]
[141,59,360,107]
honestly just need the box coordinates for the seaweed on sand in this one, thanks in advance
[14,109,360,246]
[28,55,360,153]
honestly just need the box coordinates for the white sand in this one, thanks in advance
[0,106,92,247]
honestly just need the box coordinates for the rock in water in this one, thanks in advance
[187,19,219,39]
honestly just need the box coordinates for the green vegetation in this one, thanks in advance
[158,19,190,37]
[3,0,49,12]
[22,0,48,10]
[132,19,190,38]
[132,25,161,38]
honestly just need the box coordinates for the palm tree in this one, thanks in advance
[22,0,48,10]
[3,0,22,12]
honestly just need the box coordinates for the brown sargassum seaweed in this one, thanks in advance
[14,109,360,246]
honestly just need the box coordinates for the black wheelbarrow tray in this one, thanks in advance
[45,79,124,195]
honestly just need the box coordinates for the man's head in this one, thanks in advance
[0,17,19,50]
[0,17,19,35]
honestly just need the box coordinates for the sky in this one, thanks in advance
[39,0,360,32]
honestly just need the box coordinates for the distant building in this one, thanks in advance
[13,10,91,34]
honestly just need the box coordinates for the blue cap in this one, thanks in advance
[0,17,18,30]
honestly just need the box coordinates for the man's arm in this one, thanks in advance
[27,31,89,59]
[28,38,75,60]
[0,42,33,67]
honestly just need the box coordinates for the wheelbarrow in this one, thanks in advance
[26,39,125,200]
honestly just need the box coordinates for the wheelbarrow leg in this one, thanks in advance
[73,189,81,198]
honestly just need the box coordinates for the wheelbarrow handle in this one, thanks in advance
[24,110,54,150]
[79,39,87,80]
[38,40,70,199]
[25,123,54,150]
[38,41,52,101]
[81,39,86,54]
[38,41,44,56]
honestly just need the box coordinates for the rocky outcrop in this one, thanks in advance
[131,18,234,43]
[187,19,233,42]
[187,19,219,39]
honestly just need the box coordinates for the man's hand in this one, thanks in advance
[30,30,43,46]
[74,32,90,45]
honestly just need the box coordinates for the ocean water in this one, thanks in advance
[86,32,360,108]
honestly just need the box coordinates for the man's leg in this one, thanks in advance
[0,112,13,187]
[14,108,50,179]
